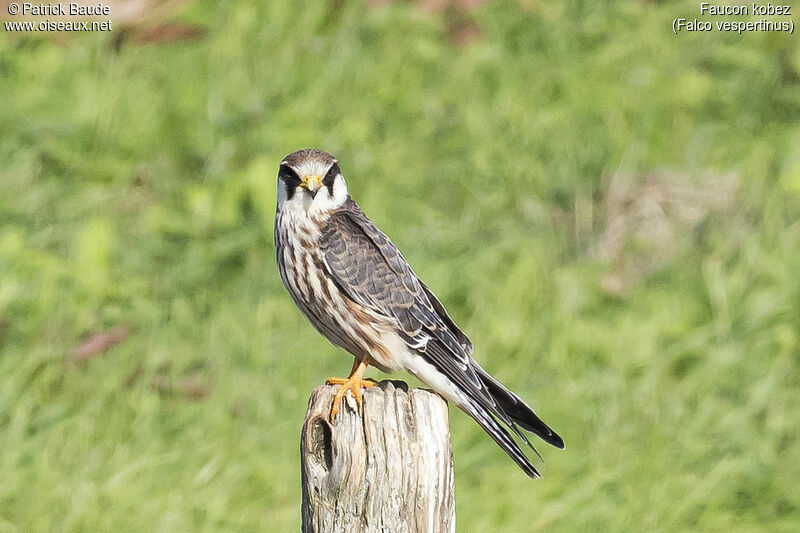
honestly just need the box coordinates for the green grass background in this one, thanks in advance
[2,0,800,530]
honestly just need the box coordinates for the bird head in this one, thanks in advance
[277,149,348,214]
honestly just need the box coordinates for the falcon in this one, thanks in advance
[274,149,564,477]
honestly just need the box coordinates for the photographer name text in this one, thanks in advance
[12,3,109,16]
[4,2,113,33]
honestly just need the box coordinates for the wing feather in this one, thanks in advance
[320,199,468,359]
[419,280,474,356]
[318,198,561,476]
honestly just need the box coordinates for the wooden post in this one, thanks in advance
[301,380,455,533]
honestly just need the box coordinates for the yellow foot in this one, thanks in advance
[326,361,377,419]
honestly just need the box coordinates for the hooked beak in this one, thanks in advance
[300,174,322,197]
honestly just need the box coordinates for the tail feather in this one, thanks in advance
[474,365,566,450]
[460,396,542,478]
[412,338,564,476]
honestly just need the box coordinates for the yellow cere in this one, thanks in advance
[301,175,322,190]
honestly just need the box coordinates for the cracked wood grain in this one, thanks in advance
[301,380,455,533]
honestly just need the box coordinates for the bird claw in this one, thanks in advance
[327,375,378,419]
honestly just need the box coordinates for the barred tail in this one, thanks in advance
[458,396,542,478]
[474,364,565,449]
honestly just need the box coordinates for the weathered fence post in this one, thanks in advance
[301,380,455,533]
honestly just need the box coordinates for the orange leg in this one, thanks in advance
[326,359,378,419]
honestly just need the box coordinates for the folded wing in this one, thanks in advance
[319,198,563,477]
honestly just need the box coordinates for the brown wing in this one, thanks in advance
[319,198,483,393]
[320,200,468,348]
[319,198,563,476]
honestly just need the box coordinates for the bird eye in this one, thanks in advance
[279,164,301,185]
[322,162,340,188]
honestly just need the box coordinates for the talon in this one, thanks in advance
[326,360,377,419]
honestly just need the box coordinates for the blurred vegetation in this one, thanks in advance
[2,0,800,530]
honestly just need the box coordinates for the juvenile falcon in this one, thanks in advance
[274,148,564,477]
